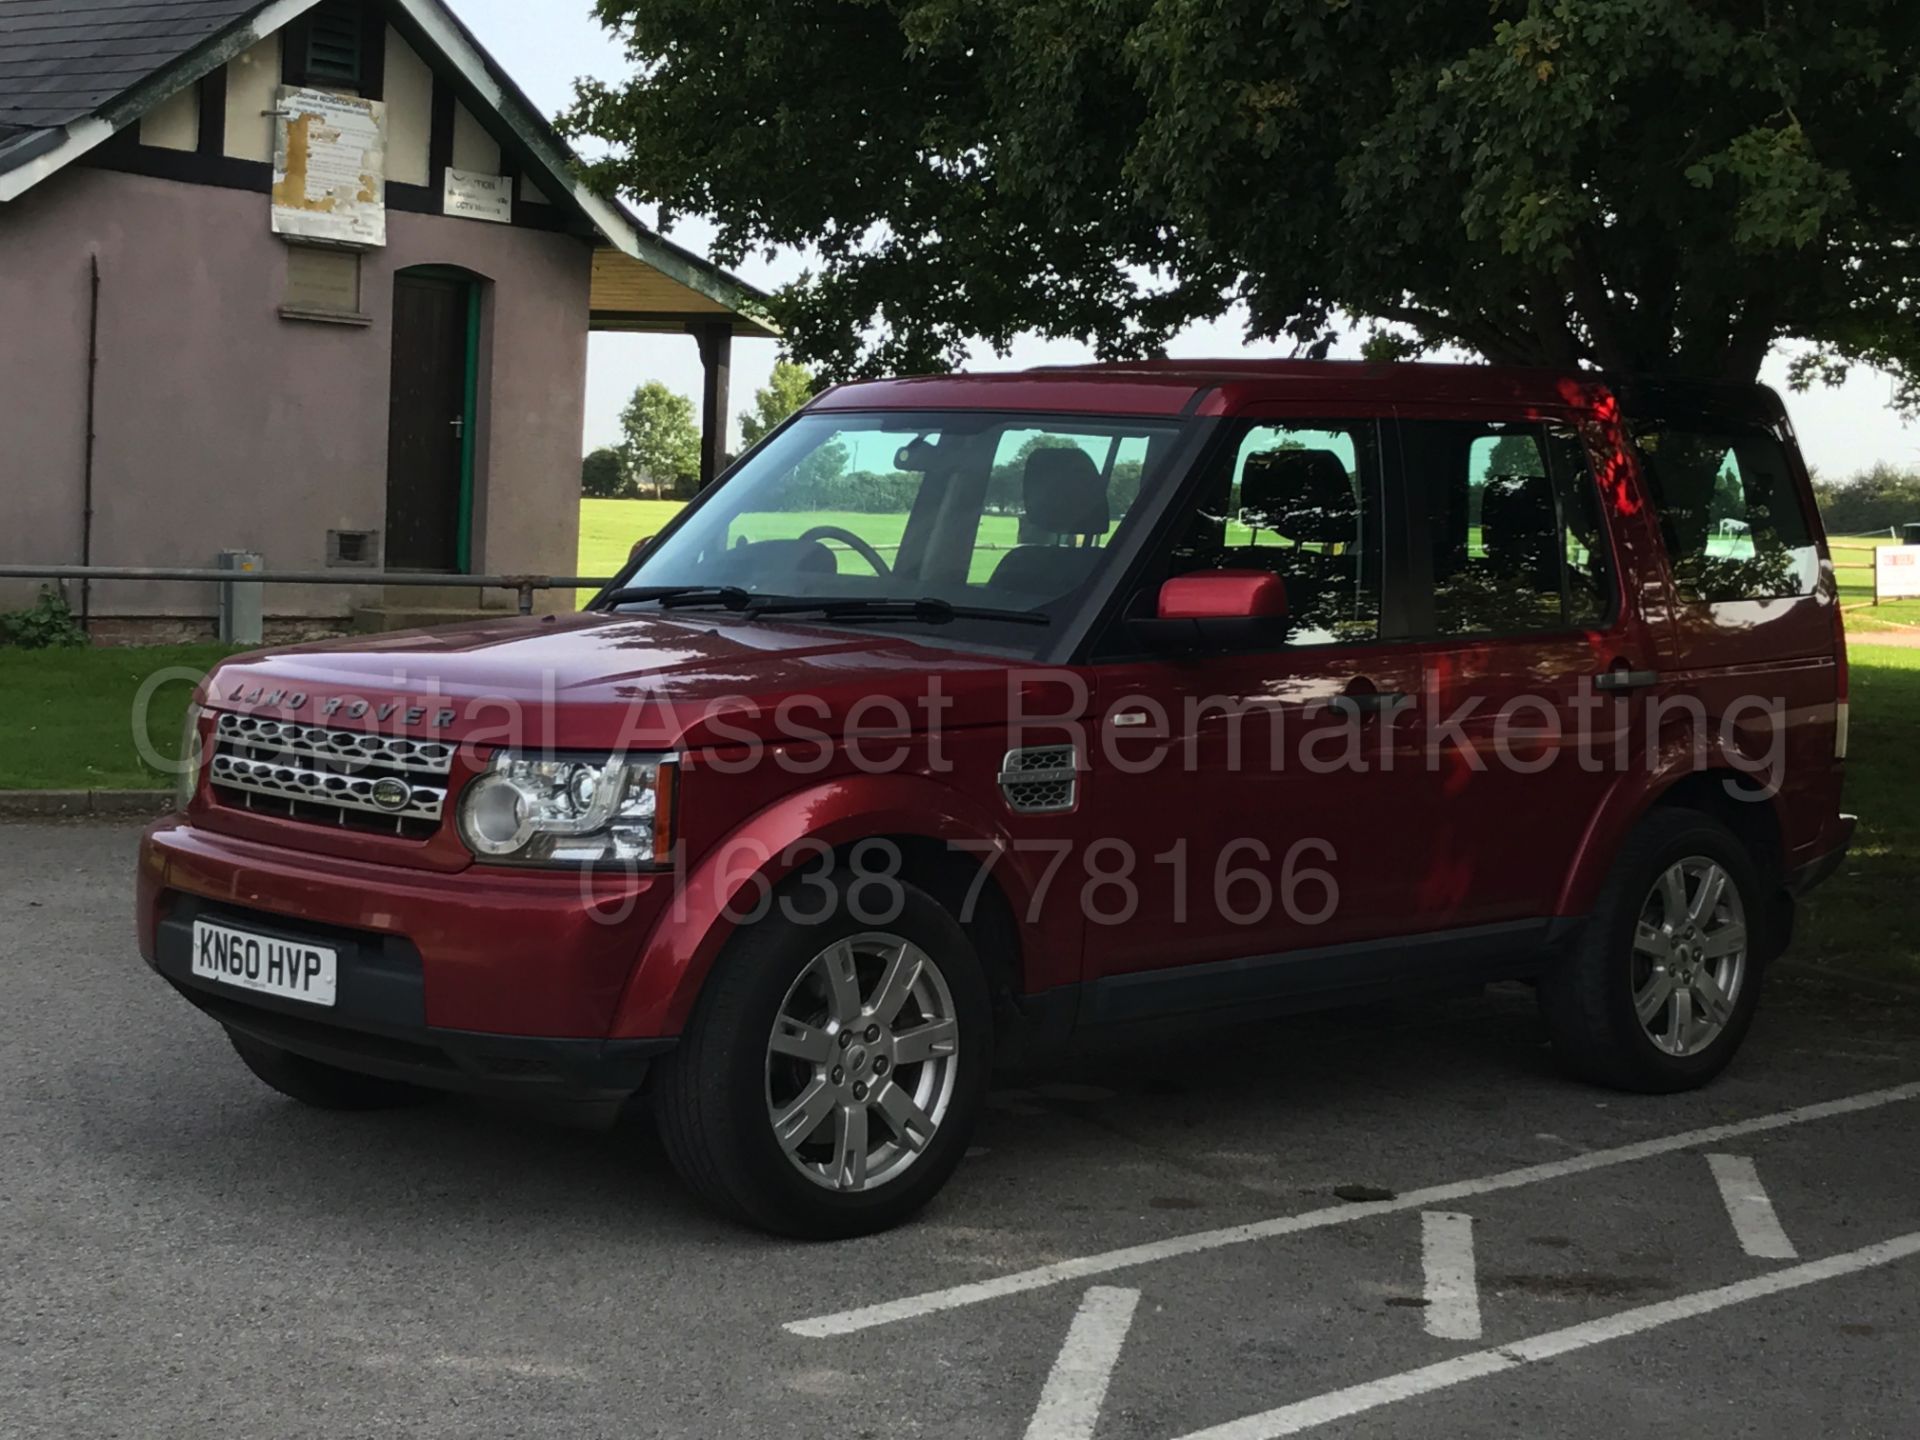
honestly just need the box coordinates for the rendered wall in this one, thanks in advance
[0,165,592,619]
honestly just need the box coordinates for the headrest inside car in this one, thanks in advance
[1479,473,1559,565]
[1239,448,1357,543]
[1022,446,1110,537]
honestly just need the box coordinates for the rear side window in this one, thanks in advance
[1398,420,1614,637]
[1631,425,1818,602]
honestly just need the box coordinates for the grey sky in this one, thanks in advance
[455,0,1916,480]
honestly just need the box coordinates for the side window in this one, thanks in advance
[1631,425,1819,602]
[1400,420,1615,637]
[1164,421,1383,646]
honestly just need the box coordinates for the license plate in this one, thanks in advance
[191,920,338,1007]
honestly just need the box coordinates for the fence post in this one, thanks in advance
[217,551,264,645]
[518,581,535,616]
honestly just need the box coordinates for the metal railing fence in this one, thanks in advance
[0,565,615,621]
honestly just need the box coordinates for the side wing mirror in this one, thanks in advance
[1157,570,1288,620]
[1128,570,1289,653]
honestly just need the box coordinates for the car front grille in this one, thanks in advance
[207,713,455,838]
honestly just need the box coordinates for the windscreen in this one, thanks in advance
[613,410,1185,647]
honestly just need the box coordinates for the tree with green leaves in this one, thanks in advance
[567,2,1919,406]
[580,445,628,498]
[618,381,701,499]
[739,359,820,449]
[1813,464,1920,535]
[1487,434,1546,478]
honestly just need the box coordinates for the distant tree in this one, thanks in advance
[1814,465,1920,536]
[1486,434,1545,479]
[580,445,627,498]
[618,382,701,498]
[739,359,819,450]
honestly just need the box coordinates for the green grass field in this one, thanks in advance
[1802,642,1920,983]
[583,501,1920,629]
[577,498,1028,602]
[0,644,241,790]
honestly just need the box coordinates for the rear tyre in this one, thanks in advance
[1540,807,1768,1094]
[653,871,992,1239]
[227,1029,435,1110]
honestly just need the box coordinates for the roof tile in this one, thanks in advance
[0,0,263,130]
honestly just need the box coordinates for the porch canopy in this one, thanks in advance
[590,248,778,486]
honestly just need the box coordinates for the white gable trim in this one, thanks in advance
[0,0,325,204]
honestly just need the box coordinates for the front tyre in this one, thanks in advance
[654,874,991,1238]
[1540,807,1767,1093]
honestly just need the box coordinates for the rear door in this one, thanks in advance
[1393,407,1657,931]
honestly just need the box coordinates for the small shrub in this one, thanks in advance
[0,586,89,650]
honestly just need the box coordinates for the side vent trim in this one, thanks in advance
[999,745,1079,814]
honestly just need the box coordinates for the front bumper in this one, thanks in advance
[150,892,672,1100]
[139,818,682,1099]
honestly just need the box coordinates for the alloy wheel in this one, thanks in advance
[764,933,961,1193]
[1630,856,1748,1058]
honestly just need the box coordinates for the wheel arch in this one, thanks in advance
[1557,761,1788,919]
[607,776,1059,1039]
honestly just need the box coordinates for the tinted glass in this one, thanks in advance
[1631,425,1818,601]
[1400,419,1614,636]
[1163,421,1384,646]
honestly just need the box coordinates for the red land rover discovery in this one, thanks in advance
[138,362,1854,1237]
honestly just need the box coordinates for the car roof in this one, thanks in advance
[807,360,1780,423]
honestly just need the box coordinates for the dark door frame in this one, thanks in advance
[387,264,483,572]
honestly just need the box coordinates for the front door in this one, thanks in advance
[1077,418,1434,1021]
[384,273,471,571]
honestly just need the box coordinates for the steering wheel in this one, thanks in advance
[796,525,893,577]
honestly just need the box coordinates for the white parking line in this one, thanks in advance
[1174,1230,1920,1440]
[1023,1287,1140,1440]
[1706,1153,1799,1260]
[1420,1212,1481,1340]
[786,1081,1920,1337]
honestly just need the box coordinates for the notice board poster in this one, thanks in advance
[271,87,387,248]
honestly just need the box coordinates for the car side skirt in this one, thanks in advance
[1077,917,1578,1028]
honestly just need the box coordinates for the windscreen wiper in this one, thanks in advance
[742,596,1051,627]
[595,585,757,611]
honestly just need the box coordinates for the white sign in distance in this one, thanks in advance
[1876,543,1920,601]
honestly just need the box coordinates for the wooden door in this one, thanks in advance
[384,273,470,571]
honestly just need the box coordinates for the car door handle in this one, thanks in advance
[1594,669,1660,692]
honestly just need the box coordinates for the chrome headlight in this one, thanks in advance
[458,751,675,866]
